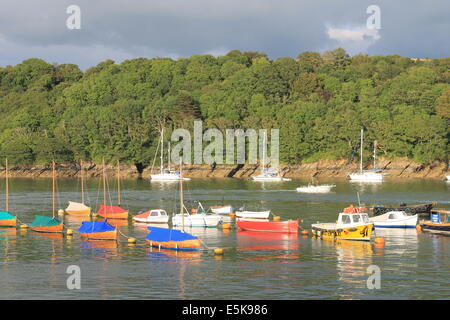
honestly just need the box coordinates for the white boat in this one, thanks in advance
[172,201,222,228]
[235,210,271,219]
[348,129,384,182]
[252,131,291,182]
[133,209,169,224]
[369,211,418,228]
[150,128,191,181]
[445,175,450,181]
[296,184,335,193]
[210,205,234,215]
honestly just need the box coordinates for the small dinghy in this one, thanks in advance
[0,211,17,227]
[369,211,418,228]
[235,210,271,219]
[78,220,117,240]
[97,204,128,219]
[146,226,200,251]
[65,201,91,216]
[30,215,63,233]
[133,209,169,224]
[237,219,299,233]
[296,184,335,193]
[210,205,234,215]
[420,210,450,235]
[172,202,223,227]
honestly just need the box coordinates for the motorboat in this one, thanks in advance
[369,211,418,228]
[133,209,169,224]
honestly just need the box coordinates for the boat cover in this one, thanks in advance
[30,215,61,227]
[78,221,115,233]
[66,201,90,211]
[97,204,127,214]
[146,226,198,242]
[0,211,15,220]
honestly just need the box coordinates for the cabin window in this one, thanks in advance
[341,215,351,224]
[151,211,159,217]
[362,215,369,223]
[388,213,396,220]
[352,215,361,223]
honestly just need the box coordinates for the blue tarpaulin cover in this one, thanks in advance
[146,226,198,242]
[78,221,115,233]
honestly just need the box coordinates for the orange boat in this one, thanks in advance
[97,204,128,219]
[78,221,118,240]
[237,219,299,233]
[0,159,18,227]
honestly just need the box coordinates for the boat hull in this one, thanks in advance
[372,203,433,216]
[79,229,118,240]
[30,223,64,233]
[146,239,201,251]
[349,172,383,182]
[311,223,373,241]
[420,221,450,234]
[172,214,222,227]
[0,218,17,227]
[150,174,190,181]
[237,219,299,233]
[370,212,418,228]
[66,208,91,216]
[296,185,335,193]
[211,206,234,215]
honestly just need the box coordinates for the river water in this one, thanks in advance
[0,177,449,299]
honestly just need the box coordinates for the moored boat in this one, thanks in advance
[420,210,450,235]
[311,206,373,241]
[65,161,91,216]
[235,210,271,219]
[296,184,335,193]
[133,209,169,224]
[146,226,200,251]
[372,202,434,216]
[78,221,117,240]
[0,159,17,227]
[172,202,222,227]
[369,211,418,228]
[237,219,299,233]
[210,205,234,215]
[97,204,129,219]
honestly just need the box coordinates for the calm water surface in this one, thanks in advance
[0,177,449,299]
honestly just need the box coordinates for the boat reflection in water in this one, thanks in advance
[80,239,119,258]
[236,230,299,262]
[147,247,202,261]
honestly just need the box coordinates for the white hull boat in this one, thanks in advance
[446,175,450,182]
[150,171,191,181]
[369,211,418,228]
[349,171,383,182]
[172,213,223,227]
[133,209,169,224]
[296,184,335,193]
[252,174,291,182]
[210,205,234,215]
[235,210,271,219]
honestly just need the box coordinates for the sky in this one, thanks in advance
[0,0,449,69]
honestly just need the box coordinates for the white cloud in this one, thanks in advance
[325,25,381,54]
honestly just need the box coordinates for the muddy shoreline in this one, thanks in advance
[0,158,448,180]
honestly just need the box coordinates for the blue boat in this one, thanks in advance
[145,226,200,251]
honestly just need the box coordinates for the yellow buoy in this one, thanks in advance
[92,213,98,217]
[214,248,224,255]
[273,216,281,221]
[20,224,28,229]
[58,209,64,216]
[66,228,73,235]
[127,238,136,243]
[222,223,231,229]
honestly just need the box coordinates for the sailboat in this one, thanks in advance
[150,128,190,181]
[97,160,128,219]
[30,161,64,233]
[348,129,384,182]
[172,201,223,228]
[146,162,200,251]
[0,159,18,227]
[65,160,91,216]
[252,131,291,182]
[78,159,117,240]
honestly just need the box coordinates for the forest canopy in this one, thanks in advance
[0,49,448,167]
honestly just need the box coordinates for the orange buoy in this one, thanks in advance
[416,224,422,232]
[229,212,236,217]
[273,216,281,221]
[374,237,385,247]
[301,230,309,235]
[222,223,231,229]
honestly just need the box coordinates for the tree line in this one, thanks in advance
[0,48,448,168]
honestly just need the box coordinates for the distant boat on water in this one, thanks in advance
[65,160,91,216]
[0,159,17,227]
[348,129,384,182]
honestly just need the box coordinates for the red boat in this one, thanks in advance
[237,219,299,233]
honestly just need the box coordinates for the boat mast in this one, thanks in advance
[262,131,266,174]
[80,160,84,204]
[180,159,184,231]
[117,160,120,206]
[168,141,171,172]
[373,141,377,169]
[5,158,8,212]
[160,127,164,175]
[102,158,107,217]
[360,129,363,174]
[52,161,55,218]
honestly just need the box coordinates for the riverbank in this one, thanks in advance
[0,158,448,180]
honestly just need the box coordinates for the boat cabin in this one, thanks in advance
[149,209,168,217]
[337,212,370,227]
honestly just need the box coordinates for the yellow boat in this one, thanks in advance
[311,206,373,241]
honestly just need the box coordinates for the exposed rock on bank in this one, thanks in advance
[0,158,448,180]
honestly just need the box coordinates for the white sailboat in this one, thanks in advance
[171,166,222,228]
[296,184,336,193]
[252,131,291,182]
[348,129,384,182]
[150,128,191,181]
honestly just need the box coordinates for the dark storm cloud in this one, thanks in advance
[0,0,448,69]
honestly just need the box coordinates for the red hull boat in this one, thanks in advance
[237,219,299,233]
